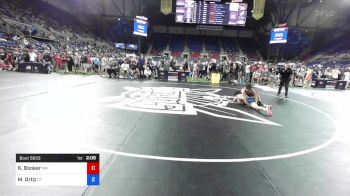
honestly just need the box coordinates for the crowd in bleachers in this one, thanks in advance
[0,0,96,41]
[303,33,350,69]
[149,33,261,63]
[0,0,114,72]
[0,0,349,89]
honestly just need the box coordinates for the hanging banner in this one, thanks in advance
[161,0,172,15]
[252,0,266,20]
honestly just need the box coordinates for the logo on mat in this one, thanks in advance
[98,87,281,126]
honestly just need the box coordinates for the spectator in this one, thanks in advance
[67,55,74,72]
[344,68,350,89]
[138,54,145,77]
[249,63,258,83]
[92,56,101,73]
[183,60,189,72]
[144,66,152,79]
[42,52,52,63]
[73,52,81,72]
[245,63,251,82]
[1,51,13,70]
[120,61,129,78]
[101,55,109,73]
[0,49,6,60]
[192,61,198,79]
[323,68,332,79]
[28,50,37,62]
[304,68,314,88]
[332,67,341,80]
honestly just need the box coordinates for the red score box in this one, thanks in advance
[87,162,100,174]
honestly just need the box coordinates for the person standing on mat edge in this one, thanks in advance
[277,63,293,98]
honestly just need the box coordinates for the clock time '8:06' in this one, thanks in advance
[86,156,96,161]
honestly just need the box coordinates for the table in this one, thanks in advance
[18,62,50,74]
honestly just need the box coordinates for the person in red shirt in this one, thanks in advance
[87,54,92,64]
[4,52,14,70]
[60,54,69,72]
[54,54,61,71]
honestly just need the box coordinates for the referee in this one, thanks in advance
[277,63,293,98]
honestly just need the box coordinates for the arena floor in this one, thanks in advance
[1,71,350,196]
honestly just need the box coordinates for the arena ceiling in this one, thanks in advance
[41,0,349,31]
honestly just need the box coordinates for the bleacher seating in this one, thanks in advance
[283,28,311,58]
[204,36,220,53]
[151,34,168,55]
[237,38,257,54]
[210,52,220,60]
[333,39,350,54]
[169,35,185,53]
[0,40,17,48]
[335,61,350,68]
[171,51,182,58]
[222,37,238,53]
[313,34,350,55]
[306,61,321,67]
[0,31,18,48]
[187,35,202,52]
[191,52,201,59]
[0,0,112,53]
[144,34,265,62]
[306,33,350,67]
[237,38,262,60]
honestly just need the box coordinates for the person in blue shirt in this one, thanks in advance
[92,56,101,73]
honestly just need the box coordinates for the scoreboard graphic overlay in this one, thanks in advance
[16,154,100,186]
[176,0,248,26]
